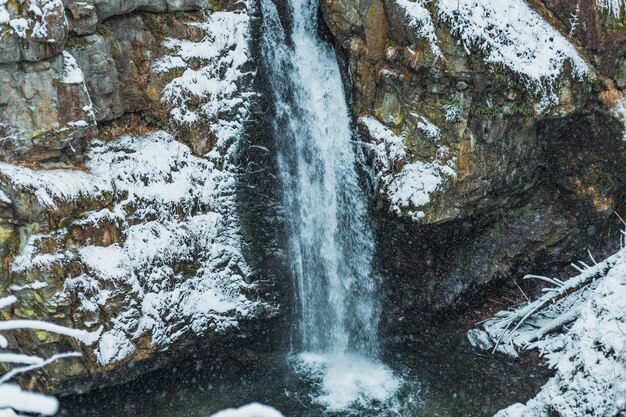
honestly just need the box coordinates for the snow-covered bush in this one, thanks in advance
[468,237,626,416]
[0,295,100,416]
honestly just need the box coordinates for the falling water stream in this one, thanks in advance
[260,0,378,357]
[259,0,405,411]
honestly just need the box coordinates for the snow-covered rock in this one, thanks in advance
[392,0,589,87]
[358,115,456,221]
[157,9,254,151]
[437,0,589,86]
[0,0,68,63]
[2,131,274,369]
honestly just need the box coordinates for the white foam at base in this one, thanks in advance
[294,352,401,412]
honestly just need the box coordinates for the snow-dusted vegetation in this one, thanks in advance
[156,9,253,146]
[359,116,456,220]
[597,0,626,17]
[396,0,589,88]
[469,240,626,416]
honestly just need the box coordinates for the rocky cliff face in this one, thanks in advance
[320,0,626,330]
[1,0,626,396]
[0,0,278,394]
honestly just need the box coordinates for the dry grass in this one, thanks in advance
[351,39,369,57]
[599,79,625,108]
[99,113,161,142]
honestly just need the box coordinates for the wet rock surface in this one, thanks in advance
[319,0,626,332]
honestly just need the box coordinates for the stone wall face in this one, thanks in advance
[320,0,626,326]
[0,0,276,394]
[0,0,211,164]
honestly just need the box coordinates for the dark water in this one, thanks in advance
[59,316,551,417]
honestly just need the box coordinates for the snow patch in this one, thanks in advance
[359,116,455,221]
[209,403,285,417]
[386,159,454,220]
[61,51,85,84]
[96,330,136,366]
[413,113,440,141]
[613,98,626,141]
[0,191,10,204]
[442,103,463,122]
[9,281,48,292]
[0,163,109,209]
[437,0,589,85]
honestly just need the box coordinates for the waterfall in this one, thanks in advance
[260,0,379,357]
[259,0,404,411]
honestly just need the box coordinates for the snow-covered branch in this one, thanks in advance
[482,251,618,355]
[468,241,626,416]
[0,295,98,416]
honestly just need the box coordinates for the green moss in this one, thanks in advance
[487,65,531,94]
[207,0,223,12]
[65,35,95,48]
[7,0,22,14]
[95,22,113,38]
[490,204,535,239]
[166,67,186,79]
[491,221,505,238]
[472,103,500,119]
[0,224,14,248]
[385,39,399,48]
[603,12,626,29]
[570,75,594,99]
[144,115,165,129]
[508,99,534,116]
